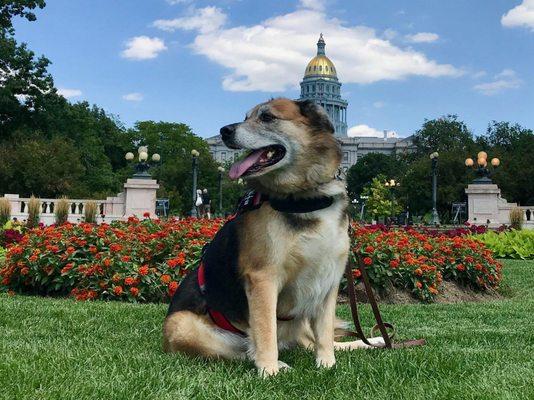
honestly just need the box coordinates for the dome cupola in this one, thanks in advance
[304,33,338,80]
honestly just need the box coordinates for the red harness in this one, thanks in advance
[197,262,246,336]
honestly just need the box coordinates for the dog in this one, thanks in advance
[163,98,384,377]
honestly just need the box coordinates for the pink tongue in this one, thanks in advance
[229,149,265,179]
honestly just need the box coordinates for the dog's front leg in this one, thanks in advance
[311,285,338,369]
[244,270,282,377]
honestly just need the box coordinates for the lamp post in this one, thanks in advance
[190,149,200,218]
[125,146,160,179]
[217,166,225,216]
[465,151,500,184]
[430,152,440,226]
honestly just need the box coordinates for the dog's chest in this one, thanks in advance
[278,208,349,317]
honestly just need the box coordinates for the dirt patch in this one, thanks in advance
[339,280,502,305]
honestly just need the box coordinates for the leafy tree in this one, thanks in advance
[346,153,400,199]
[413,115,475,157]
[362,175,401,222]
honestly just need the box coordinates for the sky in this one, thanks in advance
[12,0,534,139]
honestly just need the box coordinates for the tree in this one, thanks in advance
[346,153,400,199]
[362,175,401,222]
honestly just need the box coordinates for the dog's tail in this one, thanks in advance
[334,318,353,340]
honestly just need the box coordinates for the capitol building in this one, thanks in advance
[208,35,413,171]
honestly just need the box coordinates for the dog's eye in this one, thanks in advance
[259,112,276,123]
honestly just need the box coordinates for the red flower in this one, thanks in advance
[363,257,373,266]
[143,212,150,218]
[414,268,423,276]
[124,277,136,286]
[352,269,362,279]
[130,287,139,297]
[103,258,112,267]
[456,264,466,272]
[168,281,179,296]
[161,274,171,284]
[415,281,423,289]
[365,245,375,253]
[110,243,122,253]
[389,259,399,269]
[121,255,131,262]
[138,265,149,275]
[113,286,123,296]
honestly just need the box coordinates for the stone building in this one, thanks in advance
[207,34,414,171]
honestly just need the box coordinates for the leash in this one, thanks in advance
[343,224,426,349]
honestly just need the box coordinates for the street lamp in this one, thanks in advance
[190,149,200,218]
[465,151,500,184]
[125,146,160,179]
[217,166,225,216]
[430,152,440,226]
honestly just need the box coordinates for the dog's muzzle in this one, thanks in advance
[220,123,240,149]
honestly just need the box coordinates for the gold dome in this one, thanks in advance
[304,55,337,78]
[303,34,338,79]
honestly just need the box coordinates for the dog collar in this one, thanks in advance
[268,194,334,213]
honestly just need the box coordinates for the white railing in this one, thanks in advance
[3,194,124,225]
[519,206,534,228]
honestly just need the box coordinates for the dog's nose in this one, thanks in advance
[220,123,238,141]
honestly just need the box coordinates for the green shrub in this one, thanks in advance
[84,201,98,223]
[0,198,11,225]
[509,208,524,230]
[475,230,534,259]
[27,196,40,229]
[55,197,70,225]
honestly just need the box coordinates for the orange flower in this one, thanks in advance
[456,264,466,272]
[363,257,373,266]
[161,274,171,284]
[365,245,375,253]
[113,286,123,295]
[121,255,131,262]
[389,259,399,269]
[353,269,362,279]
[103,258,112,267]
[130,287,139,297]
[414,268,423,276]
[168,281,179,296]
[415,281,423,289]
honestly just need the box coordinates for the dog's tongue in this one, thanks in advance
[229,149,265,180]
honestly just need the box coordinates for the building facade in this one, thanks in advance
[208,34,413,171]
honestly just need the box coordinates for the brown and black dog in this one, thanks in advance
[163,98,384,377]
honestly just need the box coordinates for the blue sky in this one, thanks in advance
[13,0,534,139]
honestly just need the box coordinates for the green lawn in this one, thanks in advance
[1,260,533,400]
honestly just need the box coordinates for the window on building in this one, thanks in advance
[343,152,349,163]
[326,85,330,92]
[312,84,315,91]
[319,65,322,71]
[313,66,317,71]
[221,152,227,161]
[306,85,309,93]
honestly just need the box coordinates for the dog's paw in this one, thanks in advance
[316,354,336,369]
[257,360,291,378]
[364,336,386,349]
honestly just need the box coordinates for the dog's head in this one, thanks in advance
[220,98,341,195]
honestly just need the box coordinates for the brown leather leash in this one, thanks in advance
[343,245,426,349]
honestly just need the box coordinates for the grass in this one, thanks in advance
[1,260,533,400]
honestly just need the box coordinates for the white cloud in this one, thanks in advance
[154,6,227,33]
[502,0,534,30]
[122,92,144,102]
[472,70,487,79]
[166,0,191,4]
[383,28,398,40]
[473,69,522,95]
[373,101,385,108]
[348,124,397,138]
[153,1,461,92]
[121,36,167,60]
[405,32,439,43]
[57,88,82,98]
[298,0,325,12]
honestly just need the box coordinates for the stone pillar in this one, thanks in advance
[465,183,516,227]
[123,178,159,219]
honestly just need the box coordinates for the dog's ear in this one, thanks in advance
[296,100,334,134]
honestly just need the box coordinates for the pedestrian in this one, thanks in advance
[202,188,211,219]
[195,189,203,217]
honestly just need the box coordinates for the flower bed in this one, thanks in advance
[0,218,502,302]
[351,224,502,301]
[474,229,534,260]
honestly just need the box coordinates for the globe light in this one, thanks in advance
[430,152,439,159]
[217,166,225,173]
[465,158,474,167]
[385,182,390,187]
[390,179,396,186]
[138,146,148,154]
[139,151,148,161]
[477,151,487,160]
[191,149,200,157]
[477,157,487,167]
[125,152,134,161]
[152,153,161,162]
[491,158,500,167]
